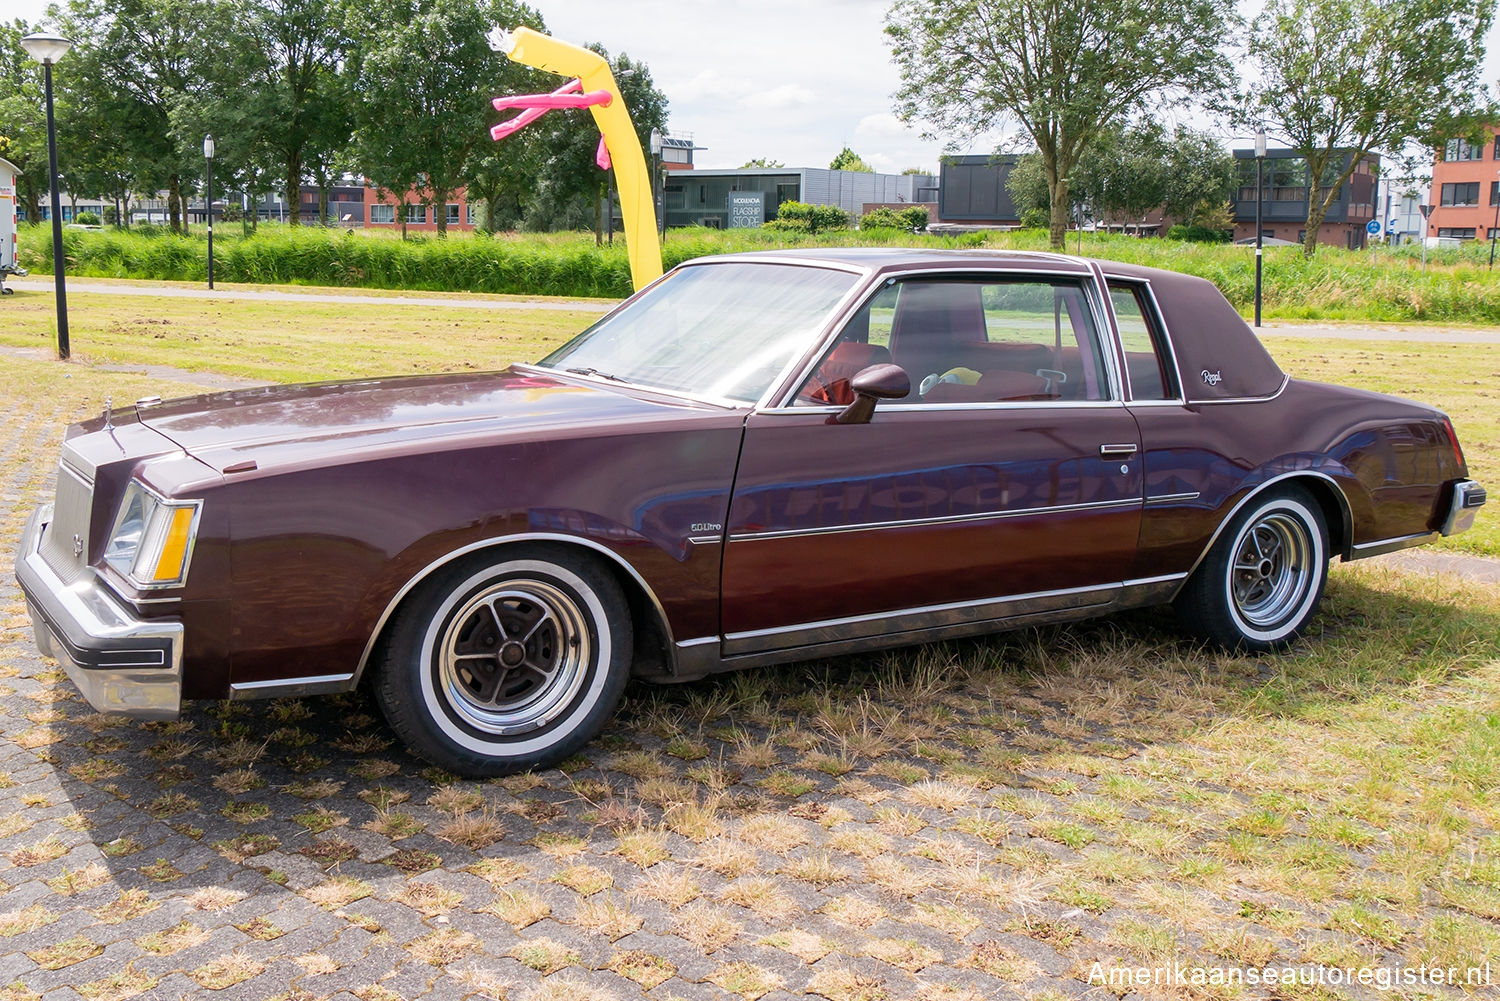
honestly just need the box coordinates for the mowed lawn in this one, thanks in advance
[0,345,1497,1000]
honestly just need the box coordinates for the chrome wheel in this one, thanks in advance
[437,579,590,736]
[1230,511,1314,629]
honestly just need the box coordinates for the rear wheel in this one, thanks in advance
[374,546,632,776]
[1175,486,1328,651]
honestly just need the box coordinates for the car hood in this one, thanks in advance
[136,367,731,472]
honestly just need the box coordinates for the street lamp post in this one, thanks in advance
[1254,130,1266,329]
[649,129,664,239]
[203,134,215,289]
[1489,169,1500,270]
[20,32,74,359]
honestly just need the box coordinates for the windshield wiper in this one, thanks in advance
[565,367,624,382]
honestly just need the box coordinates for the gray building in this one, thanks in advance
[1232,148,1379,249]
[937,155,1022,224]
[659,167,936,228]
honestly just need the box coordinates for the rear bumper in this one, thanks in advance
[14,504,182,719]
[1442,479,1486,537]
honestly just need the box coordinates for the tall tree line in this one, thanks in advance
[3,0,667,237]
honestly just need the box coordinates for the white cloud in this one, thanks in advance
[855,113,913,140]
[740,84,819,111]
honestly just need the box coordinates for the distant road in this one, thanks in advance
[1256,321,1500,344]
[4,278,616,313]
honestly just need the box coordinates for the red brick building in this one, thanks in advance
[364,186,480,233]
[1426,127,1500,241]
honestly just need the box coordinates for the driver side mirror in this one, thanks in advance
[834,364,910,425]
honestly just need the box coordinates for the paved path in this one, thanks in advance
[1372,549,1500,584]
[1257,321,1500,344]
[4,277,616,313]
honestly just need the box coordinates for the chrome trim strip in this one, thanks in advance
[722,572,1188,657]
[1145,491,1201,504]
[686,535,722,546]
[727,497,1141,543]
[230,673,356,700]
[1192,373,1292,405]
[352,532,678,689]
[1346,531,1440,560]
[1099,443,1139,456]
[1178,470,1355,583]
[756,400,1127,415]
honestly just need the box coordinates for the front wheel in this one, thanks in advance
[1174,486,1329,651]
[374,546,633,777]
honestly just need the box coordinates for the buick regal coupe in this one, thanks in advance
[16,250,1486,775]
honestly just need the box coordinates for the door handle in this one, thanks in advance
[1099,443,1138,456]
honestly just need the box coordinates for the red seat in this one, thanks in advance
[805,341,893,405]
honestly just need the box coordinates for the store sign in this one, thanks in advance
[728,191,765,229]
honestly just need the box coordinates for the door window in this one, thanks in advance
[796,277,1110,405]
[1107,282,1178,401]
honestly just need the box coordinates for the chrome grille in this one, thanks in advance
[39,459,95,584]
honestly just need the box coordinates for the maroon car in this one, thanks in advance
[16,250,1486,775]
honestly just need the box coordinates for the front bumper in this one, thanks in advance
[1442,479,1487,537]
[14,504,183,719]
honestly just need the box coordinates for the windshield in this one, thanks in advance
[538,262,860,403]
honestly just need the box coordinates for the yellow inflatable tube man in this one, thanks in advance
[489,27,663,291]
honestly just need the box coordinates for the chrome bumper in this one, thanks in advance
[1442,479,1487,537]
[14,504,183,719]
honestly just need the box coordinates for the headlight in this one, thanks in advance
[103,481,201,587]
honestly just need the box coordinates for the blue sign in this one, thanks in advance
[1387,218,1397,232]
[1365,219,1381,236]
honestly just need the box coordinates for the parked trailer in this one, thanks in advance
[0,157,26,295]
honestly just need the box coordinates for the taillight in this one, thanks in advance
[1441,417,1466,471]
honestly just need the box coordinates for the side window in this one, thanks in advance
[1108,283,1178,401]
[795,277,1110,406]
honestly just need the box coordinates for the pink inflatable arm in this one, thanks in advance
[490,79,614,143]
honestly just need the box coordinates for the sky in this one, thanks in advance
[12,0,1500,174]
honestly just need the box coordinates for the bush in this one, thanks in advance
[73,211,101,226]
[766,200,850,233]
[860,206,929,232]
[1020,207,1050,230]
[1167,224,1232,244]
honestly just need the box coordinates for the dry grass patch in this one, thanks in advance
[736,813,809,852]
[27,934,101,970]
[805,967,890,1001]
[782,850,849,887]
[707,960,783,999]
[302,876,373,909]
[760,927,834,963]
[75,963,158,1001]
[436,808,505,850]
[822,893,887,930]
[716,876,800,920]
[629,865,701,907]
[829,828,891,859]
[407,928,478,966]
[186,886,245,912]
[394,880,463,916]
[137,921,209,954]
[190,951,264,989]
[512,937,579,974]
[671,902,742,953]
[571,894,643,939]
[45,862,110,895]
[608,949,676,990]
[7,836,66,866]
[905,779,974,812]
[485,887,551,928]
[613,826,669,867]
[92,888,158,924]
[691,838,759,877]
[553,862,612,895]
[467,856,527,886]
[963,940,1039,981]
[911,902,982,937]
[294,953,340,975]
[864,937,942,972]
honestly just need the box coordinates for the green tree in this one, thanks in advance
[887,0,1235,248]
[1159,125,1235,226]
[1071,122,1170,226]
[0,20,46,222]
[1241,0,1495,257]
[829,146,874,172]
[740,157,784,168]
[63,0,237,232]
[353,0,545,237]
[1003,152,1051,223]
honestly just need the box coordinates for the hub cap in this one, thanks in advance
[438,580,590,735]
[1231,512,1313,628]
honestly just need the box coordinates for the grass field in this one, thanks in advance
[0,347,1497,1000]
[19,222,1500,323]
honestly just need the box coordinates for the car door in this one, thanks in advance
[719,273,1145,655]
